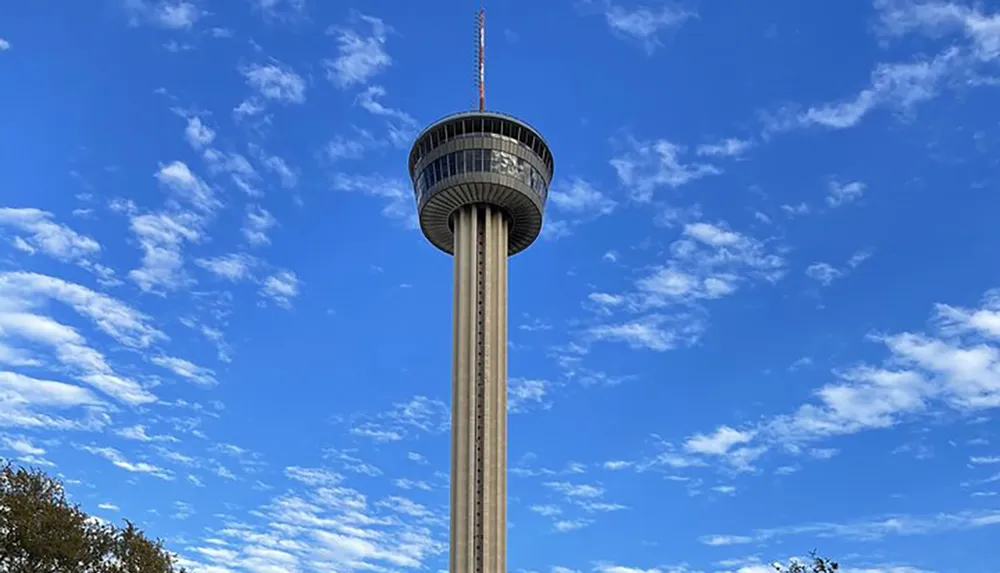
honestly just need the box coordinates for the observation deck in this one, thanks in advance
[408,111,554,256]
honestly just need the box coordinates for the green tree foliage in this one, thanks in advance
[773,551,839,572]
[0,462,186,573]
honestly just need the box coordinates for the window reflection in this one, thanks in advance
[415,149,548,204]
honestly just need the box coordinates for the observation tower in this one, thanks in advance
[406,8,554,573]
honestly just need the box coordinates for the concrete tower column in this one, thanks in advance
[408,111,552,573]
[450,204,508,573]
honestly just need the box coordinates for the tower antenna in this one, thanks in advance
[476,6,485,112]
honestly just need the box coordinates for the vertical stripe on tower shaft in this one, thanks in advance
[450,204,508,573]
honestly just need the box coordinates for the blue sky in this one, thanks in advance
[1,0,999,572]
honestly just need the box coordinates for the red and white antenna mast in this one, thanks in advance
[476,6,485,112]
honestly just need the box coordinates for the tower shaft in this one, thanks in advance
[450,204,508,573]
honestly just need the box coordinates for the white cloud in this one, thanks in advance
[0,39,10,51]
[805,262,842,286]
[508,379,551,413]
[1,436,46,457]
[588,314,696,352]
[127,210,203,293]
[700,534,754,546]
[185,117,216,149]
[673,284,1000,473]
[152,355,217,387]
[172,500,195,520]
[155,1,199,29]
[0,371,106,430]
[631,222,785,307]
[242,62,306,104]
[234,98,266,119]
[684,426,756,456]
[610,136,721,201]
[156,161,220,213]
[542,219,574,241]
[97,503,120,511]
[254,0,306,20]
[351,425,403,442]
[180,319,231,364]
[594,565,662,573]
[933,289,1000,340]
[530,504,562,517]
[261,154,298,188]
[696,137,754,158]
[0,271,165,348]
[260,270,300,308]
[79,444,174,480]
[394,478,432,490]
[0,208,101,262]
[806,250,872,287]
[125,0,201,29]
[349,395,449,443]
[201,148,261,197]
[876,0,1000,62]
[702,507,1000,546]
[324,134,370,161]
[242,205,278,247]
[764,48,963,132]
[597,0,695,54]
[327,449,383,477]
[325,14,392,88]
[331,173,416,228]
[849,249,874,268]
[589,292,626,308]
[788,356,814,371]
[116,424,178,442]
[548,178,616,217]
[354,85,418,147]
[179,472,444,571]
[196,253,259,282]
[781,202,810,217]
[553,518,594,532]
[0,311,155,405]
[544,481,605,498]
[827,180,867,207]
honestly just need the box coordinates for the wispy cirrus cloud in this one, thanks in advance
[242,62,306,105]
[78,444,174,480]
[0,207,101,263]
[805,248,873,287]
[348,395,449,443]
[259,270,301,308]
[544,178,617,239]
[330,173,417,229]
[354,86,418,148]
[701,507,1000,546]
[325,13,392,88]
[124,0,201,30]
[585,221,785,352]
[582,0,695,54]
[658,286,1000,474]
[610,136,721,201]
[760,0,1000,136]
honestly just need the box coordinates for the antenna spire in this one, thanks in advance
[476,6,485,112]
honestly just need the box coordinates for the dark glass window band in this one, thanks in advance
[415,149,548,205]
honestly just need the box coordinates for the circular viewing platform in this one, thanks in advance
[408,111,554,256]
